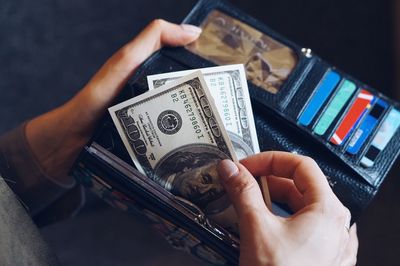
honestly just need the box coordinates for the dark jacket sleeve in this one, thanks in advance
[0,123,83,220]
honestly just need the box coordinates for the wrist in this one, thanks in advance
[25,101,86,184]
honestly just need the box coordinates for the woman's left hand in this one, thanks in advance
[25,20,201,185]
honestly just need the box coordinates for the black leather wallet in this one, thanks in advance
[71,0,400,264]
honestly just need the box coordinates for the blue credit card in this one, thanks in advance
[360,108,400,167]
[347,99,388,154]
[313,79,356,136]
[341,97,378,147]
[298,70,341,126]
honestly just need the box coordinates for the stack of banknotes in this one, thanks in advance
[109,64,270,233]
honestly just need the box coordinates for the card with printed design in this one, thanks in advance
[186,10,298,94]
[71,1,400,265]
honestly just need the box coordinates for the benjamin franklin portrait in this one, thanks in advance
[154,144,231,215]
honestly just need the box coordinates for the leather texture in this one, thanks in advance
[174,0,400,189]
[122,51,377,221]
[157,0,400,219]
[71,0,400,263]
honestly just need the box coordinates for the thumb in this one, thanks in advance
[74,19,201,123]
[217,159,270,219]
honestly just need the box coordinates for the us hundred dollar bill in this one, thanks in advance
[109,71,239,233]
[147,64,260,160]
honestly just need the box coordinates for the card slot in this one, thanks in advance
[293,70,359,145]
[312,79,357,136]
[253,99,377,188]
[153,47,397,186]
[327,89,374,147]
[301,85,362,156]
[344,98,389,157]
[296,84,366,158]
[297,69,341,127]
[329,94,373,154]
[358,107,400,168]
[285,62,329,120]
[293,77,399,185]
[338,98,378,155]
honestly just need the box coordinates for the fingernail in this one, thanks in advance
[217,159,239,182]
[181,24,202,35]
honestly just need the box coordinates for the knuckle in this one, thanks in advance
[150,19,165,29]
[332,204,351,227]
[301,155,318,167]
[226,173,257,196]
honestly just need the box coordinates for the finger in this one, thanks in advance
[340,224,358,266]
[77,19,201,117]
[217,160,273,221]
[266,175,305,212]
[241,151,332,205]
[119,19,202,72]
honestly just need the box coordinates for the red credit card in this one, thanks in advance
[330,90,374,145]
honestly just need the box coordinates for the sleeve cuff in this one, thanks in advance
[0,123,77,216]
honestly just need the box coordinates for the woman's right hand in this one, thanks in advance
[217,151,358,266]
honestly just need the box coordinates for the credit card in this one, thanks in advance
[347,99,388,154]
[186,10,298,94]
[314,79,356,135]
[298,70,341,126]
[341,102,373,145]
[330,90,374,145]
[360,108,400,167]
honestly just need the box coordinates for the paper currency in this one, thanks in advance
[109,71,239,232]
[148,65,272,210]
[147,64,260,160]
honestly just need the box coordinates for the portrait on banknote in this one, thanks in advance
[154,144,231,215]
[109,72,239,233]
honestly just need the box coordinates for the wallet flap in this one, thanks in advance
[71,1,400,264]
[124,51,375,220]
[156,0,400,189]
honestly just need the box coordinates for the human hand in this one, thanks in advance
[25,20,201,185]
[217,152,358,266]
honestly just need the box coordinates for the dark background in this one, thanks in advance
[1,0,399,265]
